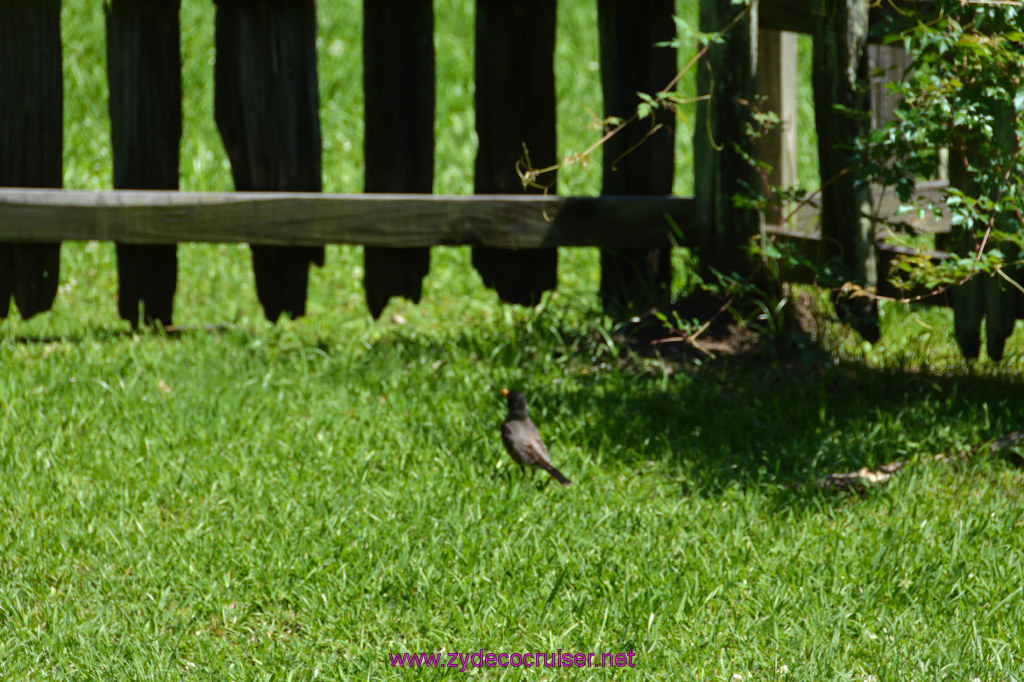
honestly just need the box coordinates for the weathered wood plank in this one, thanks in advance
[106,0,181,326]
[0,185,956,245]
[214,0,323,322]
[778,179,951,237]
[362,0,434,319]
[472,0,558,306]
[868,44,910,131]
[756,29,798,224]
[597,0,676,314]
[0,190,694,249]
[0,0,62,320]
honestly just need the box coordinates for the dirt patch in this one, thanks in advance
[609,287,830,364]
[613,290,766,360]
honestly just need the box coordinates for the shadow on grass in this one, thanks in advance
[0,323,240,346]
[574,357,1022,487]
[7,312,1021,498]
[360,318,1024,496]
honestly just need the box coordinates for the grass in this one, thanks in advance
[2,0,1024,680]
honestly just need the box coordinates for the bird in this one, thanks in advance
[500,388,572,486]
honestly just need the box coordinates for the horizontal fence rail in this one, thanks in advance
[0,182,954,245]
[0,184,954,306]
[0,0,1013,359]
[0,189,693,249]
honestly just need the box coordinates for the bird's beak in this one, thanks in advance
[500,387,509,396]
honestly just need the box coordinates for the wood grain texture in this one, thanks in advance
[868,45,910,131]
[106,0,181,326]
[0,0,62,320]
[777,180,950,237]
[472,0,558,306]
[362,0,434,319]
[757,29,798,224]
[597,0,676,314]
[0,190,693,248]
[0,184,957,240]
[214,0,323,321]
[0,185,954,243]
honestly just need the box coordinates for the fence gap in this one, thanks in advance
[596,0,676,315]
[106,0,181,327]
[362,0,434,319]
[472,0,558,306]
[213,0,324,322]
[0,0,62,320]
[756,29,798,225]
[812,0,879,341]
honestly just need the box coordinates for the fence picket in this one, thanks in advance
[106,0,181,326]
[0,0,62,320]
[213,0,324,322]
[812,0,879,341]
[363,0,435,319]
[694,0,759,281]
[471,0,558,306]
[596,0,676,315]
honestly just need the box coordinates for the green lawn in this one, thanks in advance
[2,1,1024,680]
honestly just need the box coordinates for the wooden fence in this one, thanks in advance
[0,0,1010,359]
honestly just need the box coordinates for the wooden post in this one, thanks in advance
[867,44,909,131]
[756,29,798,224]
[106,0,181,327]
[213,0,324,322]
[812,0,879,341]
[0,1,62,320]
[597,0,676,314]
[472,0,558,306]
[362,0,434,319]
[694,0,760,278]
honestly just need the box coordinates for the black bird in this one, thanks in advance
[500,388,572,486]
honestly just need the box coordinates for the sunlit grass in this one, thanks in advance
[2,2,1023,680]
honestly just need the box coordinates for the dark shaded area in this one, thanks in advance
[347,315,1024,496]
[0,324,242,348]
[214,0,324,322]
[812,0,880,342]
[472,0,557,306]
[945,143,1023,362]
[597,0,676,316]
[611,289,765,360]
[694,0,759,280]
[362,0,434,319]
[7,312,1021,499]
[0,0,62,320]
[106,0,181,327]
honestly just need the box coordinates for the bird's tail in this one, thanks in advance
[543,464,572,486]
